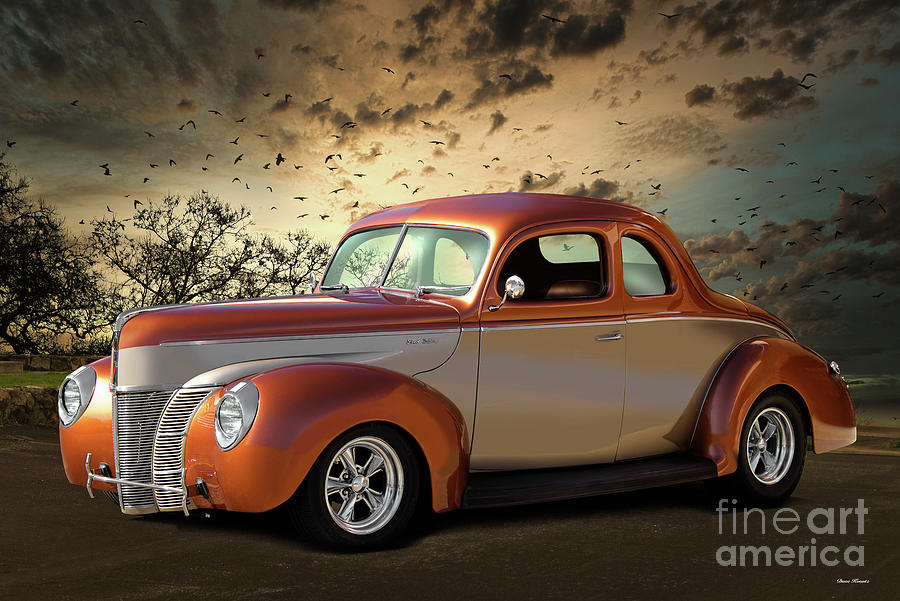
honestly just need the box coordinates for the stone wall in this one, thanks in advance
[0,354,104,372]
[0,387,58,426]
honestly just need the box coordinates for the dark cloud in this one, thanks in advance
[517,170,565,192]
[717,35,748,55]
[258,0,326,10]
[824,48,859,74]
[563,178,621,199]
[462,0,631,58]
[863,41,900,65]
[691,69,818,120]
[638,42,678,65]
[487,110,507,135]
[675,0,899,62]
[684,84,716,107]
[859,77,880,86]
[434,89,454,109]
[467,61,553,108]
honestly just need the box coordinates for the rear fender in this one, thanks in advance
[184,362,469,513]
[690,337,855,476]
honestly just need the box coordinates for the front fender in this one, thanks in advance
[690,337,856,476]
[59,356,117,492]
[184,362,469,514]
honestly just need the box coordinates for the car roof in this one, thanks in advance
[346,192,666,242]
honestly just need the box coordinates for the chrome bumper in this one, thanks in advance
[84,452,190,516]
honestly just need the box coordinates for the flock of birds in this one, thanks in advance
[2,12,890,308]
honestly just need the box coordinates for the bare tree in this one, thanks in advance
[0,154,107,353]
[90,192,330,316]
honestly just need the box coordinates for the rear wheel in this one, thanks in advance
[288,424,420,548]
[708,392,807,507]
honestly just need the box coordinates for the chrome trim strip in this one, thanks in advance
[625,315,788,337]
[481,320,627,332]
[158,328,459,347]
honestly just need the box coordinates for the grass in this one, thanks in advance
[886,439,900,449]
[0,371,68,388]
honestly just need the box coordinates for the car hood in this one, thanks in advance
[114,290,462,390]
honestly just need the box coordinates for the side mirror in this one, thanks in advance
[488,275,525,312]
[308,272,318,294]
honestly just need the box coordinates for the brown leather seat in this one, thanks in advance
[544,279,604,299]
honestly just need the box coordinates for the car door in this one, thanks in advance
[615,224,774,460]
[470,222,626,470]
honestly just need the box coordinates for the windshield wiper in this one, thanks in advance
[415,285,471,298]
[320,283,349,293]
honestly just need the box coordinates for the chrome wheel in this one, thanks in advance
[746,407,794,485]
[324,436,404,535]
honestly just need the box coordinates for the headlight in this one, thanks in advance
[58,365,97,427]
[214,381,259,450]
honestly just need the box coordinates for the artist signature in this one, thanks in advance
[836,578,870,584]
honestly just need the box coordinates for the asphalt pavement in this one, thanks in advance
[1,425,897,601]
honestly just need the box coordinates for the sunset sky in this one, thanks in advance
[1,0,898,414]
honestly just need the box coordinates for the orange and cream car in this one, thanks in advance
[58,193,855,548]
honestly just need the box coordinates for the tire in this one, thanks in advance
[707,392,807,507]
[287,424,421,549]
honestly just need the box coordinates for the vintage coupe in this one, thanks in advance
[59,193,855,547]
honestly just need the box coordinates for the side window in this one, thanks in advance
[621,236,668,296]
[498,233,606,301]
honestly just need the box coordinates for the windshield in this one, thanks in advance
[322,226,489,296]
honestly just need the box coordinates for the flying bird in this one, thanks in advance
[658,12,681,19]
[267,187,273,193]
[615,120,628,126]
[382,67,395,74]
[319,214,330,220]
[5,140,15,148]
[234,153,243,164]
[735,167,750,172]
[256,51,264,60]
[262,92,271,97]
[542,14,566,23]
[149,163,158,168]
[257,133,269,138]
[143,131,154,137]
[330,188,344,194]
[800,73,817,83]
[178,120,196,130]
[325,154,341,163]
[208,109,222,116]
[275,153,286,166]
[499,74,512,80]
[811,176,822,184]
[381,108,392,116]
[263,163,271,169]
[70,99,79,106]
[229,137,239,145]
[284,94,292,103]
[168,159,176,166]
[294,196,308,201]
[797,82,815,90]
[143,177,150,183]
[656,208,668,215]
[133,199,143,209]
[430,140,445,145]
[786,161,797,166]
[341,121,357,129]
[651,183,661,190]
[235,116,246,123]
[420,120,433,127]
[298,213,308,218]
[205,154,215,160]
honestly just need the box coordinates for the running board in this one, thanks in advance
[462,454,717,509]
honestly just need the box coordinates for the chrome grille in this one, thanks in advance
[152,387,215,510]
[115,389,176,509]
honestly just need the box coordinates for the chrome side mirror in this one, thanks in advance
[308,272,318,294]
[488,275,525,312]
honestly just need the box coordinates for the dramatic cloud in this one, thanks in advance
[467,60,554,108]
[684,84,716,107]
[864,41,900,65]
[688,69,817,120]
[487,110,507,135]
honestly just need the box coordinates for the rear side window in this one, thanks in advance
[622,236,668,296]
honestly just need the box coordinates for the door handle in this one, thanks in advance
[595,332,622,341]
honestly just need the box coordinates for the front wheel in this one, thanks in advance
[288,424,420,548]
[709,393,807,507]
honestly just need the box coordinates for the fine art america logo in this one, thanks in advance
[715,498,868,568]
